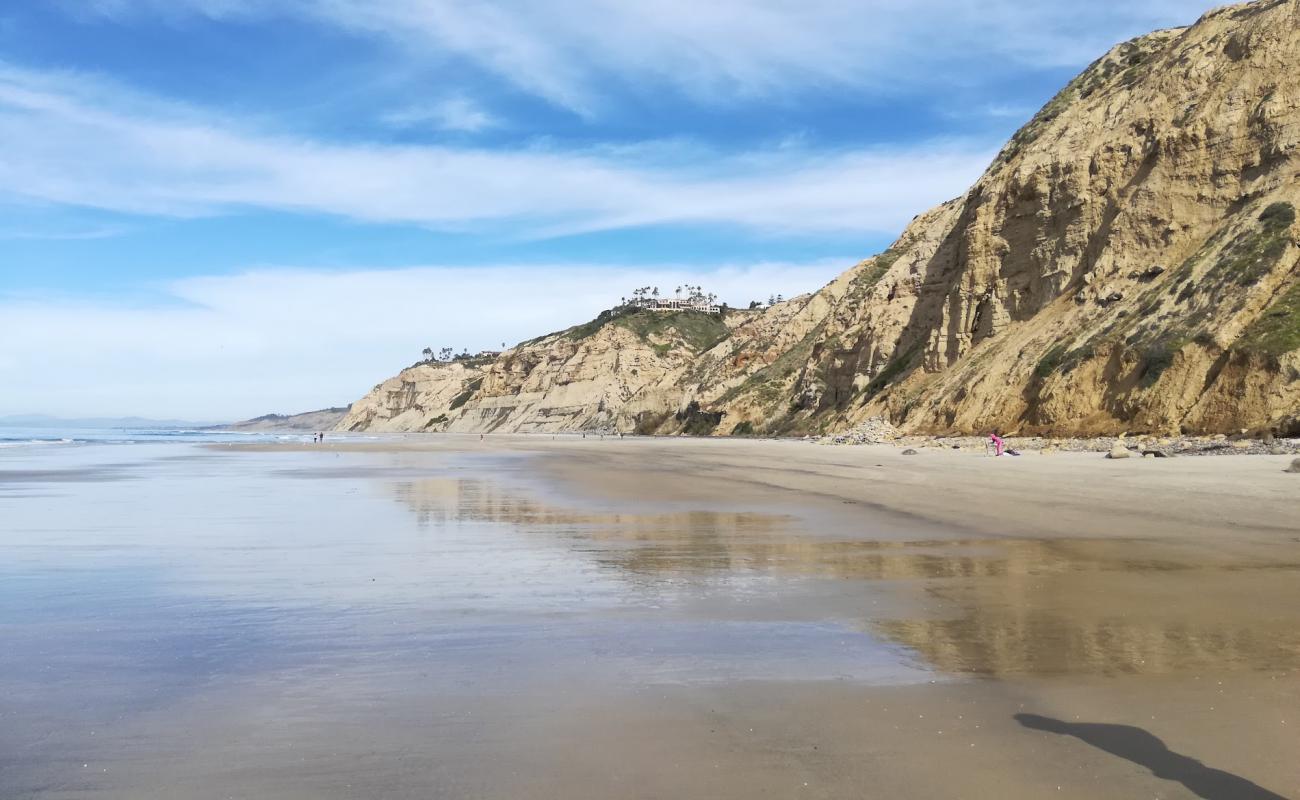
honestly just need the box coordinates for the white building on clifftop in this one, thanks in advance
[624,286,720,314]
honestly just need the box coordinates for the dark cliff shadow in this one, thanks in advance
[1015,713,1289,800]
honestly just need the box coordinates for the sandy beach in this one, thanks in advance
[238,434,1300,540]
[2,435,1297,799]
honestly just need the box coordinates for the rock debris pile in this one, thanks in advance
[820,417,900,445]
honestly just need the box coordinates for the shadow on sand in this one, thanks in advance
[1015,714,1289,800]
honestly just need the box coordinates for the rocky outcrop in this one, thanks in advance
[342,0,1300,437]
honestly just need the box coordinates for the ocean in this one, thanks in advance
[0,425,314,449]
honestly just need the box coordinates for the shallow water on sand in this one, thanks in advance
[1,442,1297,799]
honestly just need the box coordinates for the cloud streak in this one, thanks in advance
[0,65,993,237]
[78,0,1215,114]
[0,260,853,418]
[381,97,500,132]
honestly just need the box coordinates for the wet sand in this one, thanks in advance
[1,436,1296,798]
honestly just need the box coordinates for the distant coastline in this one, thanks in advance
[209,407,350,432]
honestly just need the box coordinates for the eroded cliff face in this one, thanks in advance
[720,0,1300,436]
[338,309,748,434]
[342,0,1300,437]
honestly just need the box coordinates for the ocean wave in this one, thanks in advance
[0,437,79,448]
[0,428,314,447]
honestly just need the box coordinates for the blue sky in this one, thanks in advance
[1,0,1216,419]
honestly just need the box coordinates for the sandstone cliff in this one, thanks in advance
[341,0,1300,437]
[338,309,745,434]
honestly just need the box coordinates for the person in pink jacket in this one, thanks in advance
[990,431,1006,456]
[990,431,1021,456]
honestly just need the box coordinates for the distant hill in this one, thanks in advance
[215,407,351,432]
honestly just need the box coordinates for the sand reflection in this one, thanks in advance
[392,476,1300,678]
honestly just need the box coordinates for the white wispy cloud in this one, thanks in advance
[0,260,852,419]
[75,0,1216,114]
[981,104,1037,120]
[0,224,130,241]
[0,65,994,236]
[381,96,500,132]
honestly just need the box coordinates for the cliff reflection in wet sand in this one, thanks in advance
[393,477,1300,678]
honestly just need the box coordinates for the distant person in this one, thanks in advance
[990,431,1005,456]
[990,431,1020,456]
[318,432,325,443]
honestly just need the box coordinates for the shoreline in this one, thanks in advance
[215,434,1300,543]
[240,425,1300,458]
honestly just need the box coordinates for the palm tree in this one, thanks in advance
[422,347,433,362]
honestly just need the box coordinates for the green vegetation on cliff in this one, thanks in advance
[555,308,729,354]
[1214,202,1295,287]
[1240,280,1300,356]
[997,32,1172,164]
[846,246,907,299]
[613,310,730,353]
